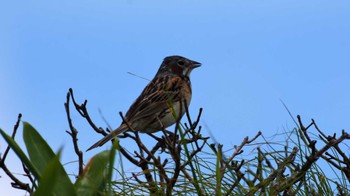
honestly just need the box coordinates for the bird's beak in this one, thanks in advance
[191,60,201,68]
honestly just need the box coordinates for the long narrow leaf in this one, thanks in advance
[106,142,117,195]
[0,128,40,179]
[75,150,112,196]
[34,149,76,196]
[23,122,56,175]
[22,122,75,195]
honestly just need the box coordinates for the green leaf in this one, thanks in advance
[33,155,60,196]
[22,122,75,195]
[0,128,40,179]
[23,122,55,175]
[34,149,76,196]
[106,141,118,195]
[75,150,115,196]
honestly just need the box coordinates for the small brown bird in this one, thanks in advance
[87,55,201,151]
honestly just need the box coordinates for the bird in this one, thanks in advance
[87,55,201,151]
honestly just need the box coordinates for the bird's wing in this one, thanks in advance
[125,75,185,123]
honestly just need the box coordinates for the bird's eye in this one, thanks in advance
[177,60,185,66]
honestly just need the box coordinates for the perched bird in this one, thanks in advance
[87,55,201,151]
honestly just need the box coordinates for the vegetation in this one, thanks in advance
[1,88,350,195]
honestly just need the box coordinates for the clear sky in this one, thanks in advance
[1,0,349,195]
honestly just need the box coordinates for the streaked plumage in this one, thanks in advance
[87,56,201,151]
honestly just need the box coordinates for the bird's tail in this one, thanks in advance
[86,125,128,151]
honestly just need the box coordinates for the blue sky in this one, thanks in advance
[1,0,350,194]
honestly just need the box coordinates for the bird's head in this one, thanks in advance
[157,55,201,78]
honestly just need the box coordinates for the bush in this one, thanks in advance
[1,89,350,195]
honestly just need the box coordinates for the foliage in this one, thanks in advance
[0,118,116,195]
[1,89,350,195]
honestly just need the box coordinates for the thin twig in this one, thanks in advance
[0,114,31,192]
[65,90,84,176]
